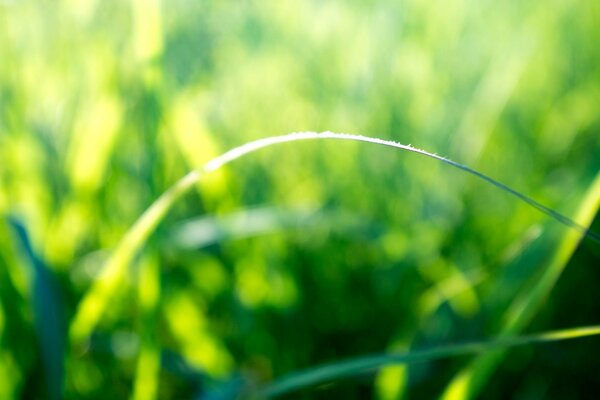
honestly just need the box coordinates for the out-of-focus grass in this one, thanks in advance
[1,0,599,399]
[442,171,600,400]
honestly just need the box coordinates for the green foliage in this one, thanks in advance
[1,0,600,399]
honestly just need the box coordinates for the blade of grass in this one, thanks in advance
[250,324,600,399]
[69,132,600,347]
[442,171,600,400]
[132,255,161,400]
[0,301,20,399]
[8,218,64,400]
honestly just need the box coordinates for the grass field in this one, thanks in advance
[1,1,600,399]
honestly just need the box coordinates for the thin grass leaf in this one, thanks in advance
[0,286,20,399]
[69,132,600,346]
[249,325,600,399]
[132,255,161,400]
[8,218,64,400]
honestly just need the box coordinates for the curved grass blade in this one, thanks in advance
[252,325,600,399]
[201,132,600,243]
[69,132,600,346]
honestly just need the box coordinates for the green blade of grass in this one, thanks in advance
[442,171,600,400]
[9,218,65,400]
[0,296,19,399]
[132,255,161,400]
[69,132,600,347]
[250,325,600,399]
[69,168,201,346]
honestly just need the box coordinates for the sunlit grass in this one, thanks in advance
[70,132,600,398]
[1,1,600,398]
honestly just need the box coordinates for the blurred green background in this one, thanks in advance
[1,0,600,399]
